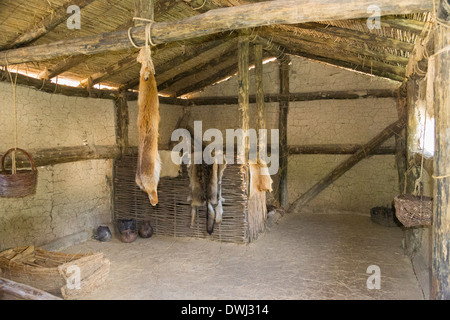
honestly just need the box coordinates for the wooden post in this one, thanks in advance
[255,43,265,132]
[238,32,250,164]
[114,93,129,157]
[278,56,290,208]
[402,77,425,258]
[432,0,450,300]
[395,84,408,194]
[134,0,155,25]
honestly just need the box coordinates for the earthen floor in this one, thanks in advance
[63,210,424,300]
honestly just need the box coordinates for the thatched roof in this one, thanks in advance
[0,0,432,99]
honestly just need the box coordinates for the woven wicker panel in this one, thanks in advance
[113,154,253,243]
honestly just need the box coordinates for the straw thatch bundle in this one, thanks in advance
[0,246,110,299]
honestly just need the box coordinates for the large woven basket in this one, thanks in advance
[0,246,110,300]
[394,194,432,228]
[0,148,37,198]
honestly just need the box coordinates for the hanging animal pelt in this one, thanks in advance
[135,63,161,206]
[249,159,273,199]
[187,156,226,235]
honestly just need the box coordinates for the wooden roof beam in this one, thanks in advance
[79,54,138,88]
[0,0,433,66]
[268,38,405,81]
[0,0,95,51]
[38,20,135,80]
[262,27,410,66]
[273,35,406,77]
[297,22,415,52]
[118,37,235,91]
[172,47,273,98]
[157,39,238,90]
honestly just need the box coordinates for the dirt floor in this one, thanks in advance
[62,210,424,300]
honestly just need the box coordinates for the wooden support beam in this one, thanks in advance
[0,68,119,99]
[255,43,265,132]
[157,39,238,91]
[38,55,89,80]
[119,38,232,91]
[272,39,405,82]
[80,55,137,88]
[432,0,450,300]
[0,145,120,169]
[0,0,433,66]
[265,26,410,66]
[38,20,135,80]
[238,32,250,162]
[0,0,95,51]
[278,57,290,208]
[0,277,62,300]
[114,92,130,156]
[288,144,396,155]
[134,0,155,26]
[182,89,397,105]
[395,85,408,194]
[273,34,406,78]
[290,117,406,211]
[172,54,240,97]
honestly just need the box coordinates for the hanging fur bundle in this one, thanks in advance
[187,157,226,235]
[249,159,273,199]
[135,64,161,206]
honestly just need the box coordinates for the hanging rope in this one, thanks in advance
[5,66,19,174]
[127,18,156,75]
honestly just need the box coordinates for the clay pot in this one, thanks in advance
[120,229,138,243]
[138,220,153,238]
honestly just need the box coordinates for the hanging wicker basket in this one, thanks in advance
[0,148,37,198]
[394,194,432,228]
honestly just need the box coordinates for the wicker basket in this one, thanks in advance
[0,246,110,299]
[0,148,37,198]
[394,194,432,228]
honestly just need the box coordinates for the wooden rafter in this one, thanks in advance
[38,20,134,80]
[299,22,415,53]
[80,54,138,88]
[273,32,406,74]
[119,37,234,91]
[0,0,433,66]
[0,0,95,51]
[270,37,405,81]
[158,39,238,92]
[170,46,268,97]
[181,89,397,105]
[266,26,410,66]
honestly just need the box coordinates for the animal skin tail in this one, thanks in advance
[206,203,216,235]
[148,189,158,206]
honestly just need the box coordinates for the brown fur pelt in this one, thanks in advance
[135,66,161,206]
[249,159,273,199]
[187,157,226,235]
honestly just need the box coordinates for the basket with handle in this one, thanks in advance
[0,148,37,198]
[394,194,432,228]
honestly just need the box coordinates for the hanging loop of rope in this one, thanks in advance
[127,18,156,75]
[5,66,19,174]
